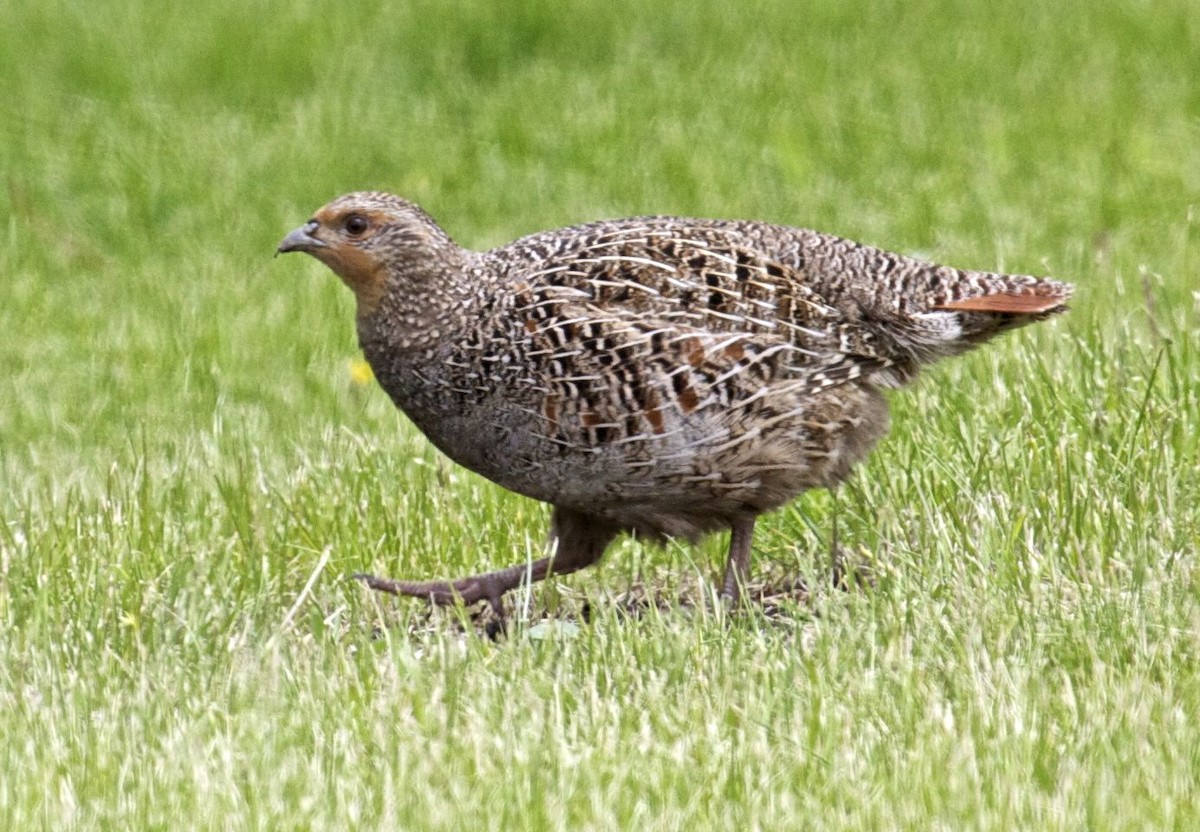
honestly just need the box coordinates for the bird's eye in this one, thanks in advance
[343,214,370,236]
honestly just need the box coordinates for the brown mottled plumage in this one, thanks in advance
[278,191,1071,611]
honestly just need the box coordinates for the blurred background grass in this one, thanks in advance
[4,0,1195,481]
[2,0,1198,828]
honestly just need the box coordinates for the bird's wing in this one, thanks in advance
[506,218,892,364]
[503,222,892,449]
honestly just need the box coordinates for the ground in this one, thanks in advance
[1,0,1198,828]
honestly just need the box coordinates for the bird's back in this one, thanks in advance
[364,215,1068,539]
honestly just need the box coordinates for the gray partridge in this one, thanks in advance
[278,192,1071,612]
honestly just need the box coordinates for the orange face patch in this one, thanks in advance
[313,206,395,233]
[301,206,394,315]
[311,242,387,315]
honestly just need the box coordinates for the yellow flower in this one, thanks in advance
[348,357,374,386]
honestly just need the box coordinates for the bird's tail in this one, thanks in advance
[865,267,1073,368]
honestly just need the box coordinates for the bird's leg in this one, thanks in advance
[356,507,618,616]
[719,516,757,605]
[829,487,844,587]
[828,487,857,589]
[826,487,873,590]
[356,564,553,617]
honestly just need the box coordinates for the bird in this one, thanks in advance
[278,191,1071,613]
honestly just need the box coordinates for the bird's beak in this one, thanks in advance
[276,221,327,256]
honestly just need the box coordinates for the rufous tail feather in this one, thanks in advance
[935,293,1066,314]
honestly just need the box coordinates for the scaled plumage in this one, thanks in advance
[278,191,1072,611]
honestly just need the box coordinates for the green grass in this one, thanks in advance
[2,0,1199,827]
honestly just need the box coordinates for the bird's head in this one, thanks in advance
[277,191,457,317]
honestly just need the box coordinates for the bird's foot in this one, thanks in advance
[353,572,508,617]
[829,550,875,591]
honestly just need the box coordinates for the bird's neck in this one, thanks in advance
[356,250,483,360]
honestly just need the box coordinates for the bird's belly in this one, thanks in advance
[404,384,890,538]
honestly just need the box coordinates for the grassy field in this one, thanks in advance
[2,0,1198,828]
